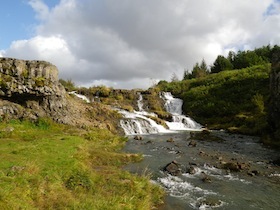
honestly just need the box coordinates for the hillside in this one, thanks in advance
[157,64,271,135]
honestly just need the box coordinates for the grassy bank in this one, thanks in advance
[157,64,270,135]
[0,119,163,209]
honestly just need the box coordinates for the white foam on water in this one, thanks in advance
[268,173,280,177]
[69,91,91,103]
[157,174,217,198]
[224,174,252,184]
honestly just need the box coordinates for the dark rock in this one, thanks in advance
[238,162,250,170]
[186,166,196,175]
[222,162,240,172]
[188,140,197,147]
[248,170,260,176]
[134,135,143,140]
[201,171,212,183]
[199,198,222,208]
[163,160,182,176]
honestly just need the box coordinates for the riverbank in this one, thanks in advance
[0,119,164,209]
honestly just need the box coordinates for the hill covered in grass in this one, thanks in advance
[157,64,270,135]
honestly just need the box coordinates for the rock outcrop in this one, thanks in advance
[0,57,68,122]
[268,50,280,143]
[0,57,122,133]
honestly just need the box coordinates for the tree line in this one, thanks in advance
[182,44,280,80]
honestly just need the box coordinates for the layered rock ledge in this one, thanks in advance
[0,57,68,122]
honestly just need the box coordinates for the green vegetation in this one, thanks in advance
[156,45,280,136]
[59,79,76,91]
[77,86,139,111]
[158,64,270,135]
[0,119,163,209]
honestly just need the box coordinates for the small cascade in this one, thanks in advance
[69,91,91,103]
[163,92,183,115]
[162,92,202,130]
[137,93,144,111]
[119,92,201,135]
[119,109,169,135]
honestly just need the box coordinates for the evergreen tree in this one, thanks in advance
[211,55,233,73]
[191,60,208,78]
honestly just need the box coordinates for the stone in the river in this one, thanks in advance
[167,138,174,143]
[247,170,260,176]
[188,140,197,147]
[163,160,182,176]
[238,162,250,170]
[201,171,212,183]
[222,162,240,172]
[186,166,196,174]
[134,135,142,140]
[199,198,221,208]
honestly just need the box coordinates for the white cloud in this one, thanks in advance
[2,0,280,89]
[28,0,50,20]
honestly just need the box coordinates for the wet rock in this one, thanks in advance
[186,166,197,175]
[222,162,240,172]
[199,150,208,157]
[247,170,260,176]
[134,135,143,140]
[201,171,212,183]
[201,128,211,135]
[188,140,197,147]
[238,162,250,170]
[163,160,182,176]
[199,198,222,208]
[167,138,174,143]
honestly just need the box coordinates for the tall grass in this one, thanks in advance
[0,119,163,209]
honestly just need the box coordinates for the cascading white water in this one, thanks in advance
[137,93,144,111]
[163,92,183,115]
[161,92,202,130]
[119,109,169,135]
[69,91,91,103]
[119,92,201,135]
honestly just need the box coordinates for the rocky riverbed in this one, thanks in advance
[123,130,280,209]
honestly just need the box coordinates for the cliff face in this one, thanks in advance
[268,50,280,142]
[0,57,68,122]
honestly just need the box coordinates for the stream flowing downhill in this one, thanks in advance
[120,93,280,210]
[119,92,201,135]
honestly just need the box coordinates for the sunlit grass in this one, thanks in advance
[0,119,163,209]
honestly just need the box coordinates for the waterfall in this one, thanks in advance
[137,93,144,111]
[161,92,202,130]
[119,92,201,135]
[69,91,91,103]
[119,109,169,135]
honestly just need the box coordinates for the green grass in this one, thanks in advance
[157,64,271,134]
[0,119,163,209]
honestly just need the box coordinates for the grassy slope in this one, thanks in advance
[0,119,163,209]
[157,64,271,135]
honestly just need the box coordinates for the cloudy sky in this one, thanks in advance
[1,0,280,89]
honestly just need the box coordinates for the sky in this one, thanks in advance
[0,0,280,89]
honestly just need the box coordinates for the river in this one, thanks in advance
[123,131,280,210]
